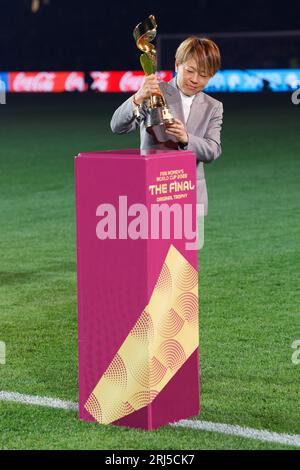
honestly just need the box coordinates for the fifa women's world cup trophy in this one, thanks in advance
[133,15,175,131]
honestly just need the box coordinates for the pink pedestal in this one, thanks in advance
[75,149,200,430]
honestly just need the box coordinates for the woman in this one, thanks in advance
[111,37,223,216]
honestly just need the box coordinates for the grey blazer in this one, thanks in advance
[110,77,223,215]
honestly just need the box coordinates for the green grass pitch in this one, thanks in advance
[0,91,299,449]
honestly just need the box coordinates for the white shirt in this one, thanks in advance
[179,89,196,124]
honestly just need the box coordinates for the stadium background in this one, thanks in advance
[0,0,299,450]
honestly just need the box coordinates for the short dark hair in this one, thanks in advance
[175,37,221,76]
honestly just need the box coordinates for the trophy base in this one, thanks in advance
[162,106,175,126]
[146,107,164,129]
[145,106,175,130]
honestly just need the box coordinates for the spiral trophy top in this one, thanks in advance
[133,15,157,74]
[133,15,174,128]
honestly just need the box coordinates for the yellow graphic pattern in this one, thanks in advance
[85,244,199,424]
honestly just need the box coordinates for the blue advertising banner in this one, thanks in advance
[0,72,9,92]
[205,69,300,92]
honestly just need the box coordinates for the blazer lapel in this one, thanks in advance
[165,77,207,135]
[186,91,207,135]
[162,77,185,125]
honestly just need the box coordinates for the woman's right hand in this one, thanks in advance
[134,74,160,105]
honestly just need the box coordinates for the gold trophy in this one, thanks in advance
[133,15,174,130]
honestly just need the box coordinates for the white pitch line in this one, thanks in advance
[1,390,300,448]
[171,419,300,448]
[0,391,78,411]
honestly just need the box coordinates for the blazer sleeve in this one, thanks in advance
[110,95,147,134]
[182,102,223,163]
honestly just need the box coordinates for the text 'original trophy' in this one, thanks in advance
[133,15,174,131]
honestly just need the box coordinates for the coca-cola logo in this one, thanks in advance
[119,72,144,92]
[156,71,168,81]
[12,72,55,92]
[65,72,85,92]
[90,72,110,92]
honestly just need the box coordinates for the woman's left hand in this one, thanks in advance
[165,118,189,145]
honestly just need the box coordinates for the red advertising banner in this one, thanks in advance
[9,72,86,92]
[90,71,174,92]
[8,71,174,92]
